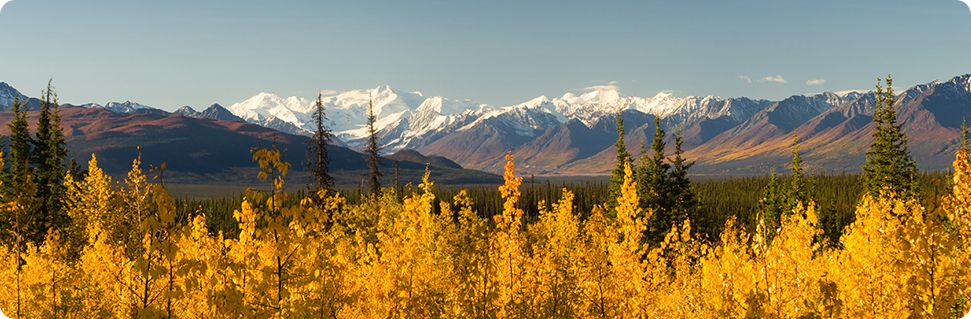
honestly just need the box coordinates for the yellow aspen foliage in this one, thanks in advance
[645,220,705,317]
[16,231,79,318]
[491,153,529,317]
[290,191,354,317]
[576,204,616,317]
[897,197,962,318]
[441,189,497,317]
[946,151,971,311]
[226,147,321,316]
[123,155,172,317]
[832,194,910,317]
[63,154,119,250]
[361,168,450,317]
[937,150,971,317]
[77,213,137,317]
[524,189,583,317]
[696,217,757,317]
[759,202,827,318]
[0,244,18,316]
[606,162,651,316]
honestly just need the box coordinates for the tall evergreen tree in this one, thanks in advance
[642,117,674,242]
[861,75,918,198]
[961,119,969,154]
[6,97,40,243]
[308,92,334,192]
[669,131,698,224]
[31,80,68,233]
[760,133,811,239]
[8,97,32,188]
[365,94,382,195]
[392,160,400,195]
[640,117,670,210]
[759,169,786,234]
[607,112,631,207]
[788,132,807,203]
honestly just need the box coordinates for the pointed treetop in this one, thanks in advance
[961,119,968,154]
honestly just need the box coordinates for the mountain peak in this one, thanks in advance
[175,105,197,114]
[577,87,622,105]
[374,84,395,92]
[101,101,158,114]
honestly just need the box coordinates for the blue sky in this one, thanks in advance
[0,0,970,111]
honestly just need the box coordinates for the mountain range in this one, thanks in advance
[0,85,500,186]
[1,73,969,179]
[221,74,971,175]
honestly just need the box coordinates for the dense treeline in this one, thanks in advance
[175,172,950,244]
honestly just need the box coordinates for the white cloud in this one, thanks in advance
[584,80,620,92]
[736,75,752,84]
[0,0,14,15]
[760,75,787,84]
[806,79,827,86]
[960,0,971,15]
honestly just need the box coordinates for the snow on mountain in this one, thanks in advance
[93,101,161,114]
[225,82,895,154]
[226,84,731,152]
[0,82,28,108]
[228,86,486,149]
[228,93,312,129]
[174,105,198,116]
[174,104,245,122]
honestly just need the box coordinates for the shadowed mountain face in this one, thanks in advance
[0,107,499,185]
[386,149,463,170]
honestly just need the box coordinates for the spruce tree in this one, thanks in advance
[861,75,918,198]
[8,97,32,189]
[365,94,382,195]
[640,117,670,210]
[608,112,631,206]
[961,119,969,154]
[308,92,334,192]
[31,81,68,234]
[392,160,400,195]
[760,133,811,239]
[788,132,807,204]
[642,116,673,242]
[669,131,698,225]
[759,170,786,234]
[6,97,40,243]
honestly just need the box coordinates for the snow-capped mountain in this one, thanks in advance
[175,104,245,122]
[174,105,198,116]
[101,101,158,113]
[0,82,28,108]
[225,84,745,153]
[223,73,971,175]
[228,85,485,144]
[81,101,168,116]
